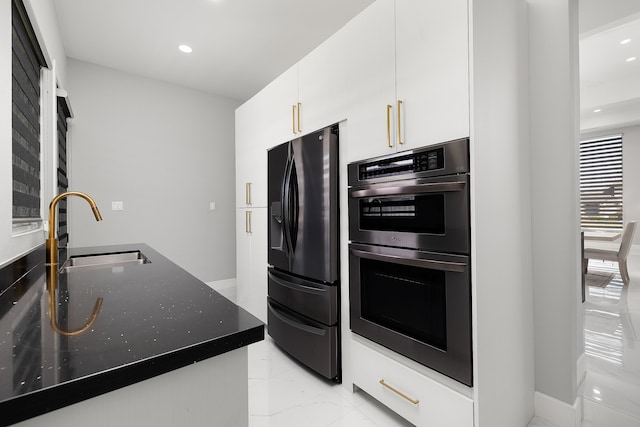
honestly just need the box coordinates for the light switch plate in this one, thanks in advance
[112,201,124,211]
[210,202,216,211]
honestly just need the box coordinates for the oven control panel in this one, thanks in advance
[349,138,469,185]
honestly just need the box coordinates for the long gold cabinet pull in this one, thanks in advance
[292,105,297,134]
[386,104,393,148]
[397,100,404,145]
[245,210,252,234]
[245,182,252,206]
[379,379,419,405]
[297,102,302,133]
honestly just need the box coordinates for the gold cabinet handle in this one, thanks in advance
[379,379,419,405]
[245,210,252,234]
[397,100,404,145]
[292,105,297,134]
[245,182,252,206]
[297,102,302,133]
[386,104,393,148]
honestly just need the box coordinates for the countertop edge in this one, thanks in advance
[2,324,264,426]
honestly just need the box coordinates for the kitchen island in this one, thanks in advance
[0,243,264,426]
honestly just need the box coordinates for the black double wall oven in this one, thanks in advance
[348,138,473,387]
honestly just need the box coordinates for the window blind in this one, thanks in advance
[12,0,46,220]
[579,134,623,230]
[57,96,71,247]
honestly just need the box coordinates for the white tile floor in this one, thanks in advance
[245,248,640,427]
[247,336,413,427]
[580,249,640,427]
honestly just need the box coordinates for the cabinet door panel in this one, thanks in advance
[343,0,396,162]
[298,17,352,134]
[395,0,470,149]
[236,68,297,208]
[236,208,268,323]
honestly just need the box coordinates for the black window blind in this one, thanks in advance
[579,134,623,230]
[12,0,46,220]
[57,96,71,247]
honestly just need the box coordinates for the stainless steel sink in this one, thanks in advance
[60,250,150,273]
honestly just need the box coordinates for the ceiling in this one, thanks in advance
[579,0,640,132]
[52,0,640,131]
[52,0,375,102]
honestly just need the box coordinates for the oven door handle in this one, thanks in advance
[350,249,467,273]
[350,181,466,198]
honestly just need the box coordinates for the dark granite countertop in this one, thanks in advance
[0,243,264,426]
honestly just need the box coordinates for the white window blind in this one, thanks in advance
[579,134,623,230]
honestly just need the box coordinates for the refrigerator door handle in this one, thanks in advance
[282,145,294,260]
[288,157,299,253]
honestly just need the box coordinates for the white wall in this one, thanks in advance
[469,0,535,425]
[581,124,640,245]
[66,59,240,282]
[529,0,583,417]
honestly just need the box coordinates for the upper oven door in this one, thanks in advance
[348,174,470,254]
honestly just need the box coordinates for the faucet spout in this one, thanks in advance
[46,191,102,266]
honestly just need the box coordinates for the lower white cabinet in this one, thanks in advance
[236,208,268,323]
[351,339,474,427]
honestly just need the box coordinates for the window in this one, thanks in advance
[12,0,46,225]
[579,134,623,230]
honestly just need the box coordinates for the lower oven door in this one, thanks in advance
[349,243,472,386]
[267,297,340,381]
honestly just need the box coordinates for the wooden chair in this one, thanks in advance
[584,221,637,284]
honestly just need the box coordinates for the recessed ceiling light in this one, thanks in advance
[593,109,602,113]
[178,44,193,53]
[620,39,631,45]
[626,56,636,62]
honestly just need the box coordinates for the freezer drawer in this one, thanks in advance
[267,268,338,325]
[267,298,340,381]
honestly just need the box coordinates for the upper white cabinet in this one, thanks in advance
[342,0,397,162]
[235,68,298,208]
[346,0,470,162]
[235,101,268,208]
[298,16,358,135]
[395,0,469,150]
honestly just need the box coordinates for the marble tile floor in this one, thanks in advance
[580,251,640,427]
[247,336,414,427]
[245,249,640,427]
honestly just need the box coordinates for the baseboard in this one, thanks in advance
[534,391,582,427]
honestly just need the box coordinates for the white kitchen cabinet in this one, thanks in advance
[343,0,397,162]
[298,16,355,135]
[351,338,474,427]
[395,0,469,150]
[235,74,293,208]
[235,208,268,323]
[346,0,470,162]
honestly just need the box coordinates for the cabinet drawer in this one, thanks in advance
[351,339,473,427]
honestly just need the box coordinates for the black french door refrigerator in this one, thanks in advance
[267,123,340,382]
